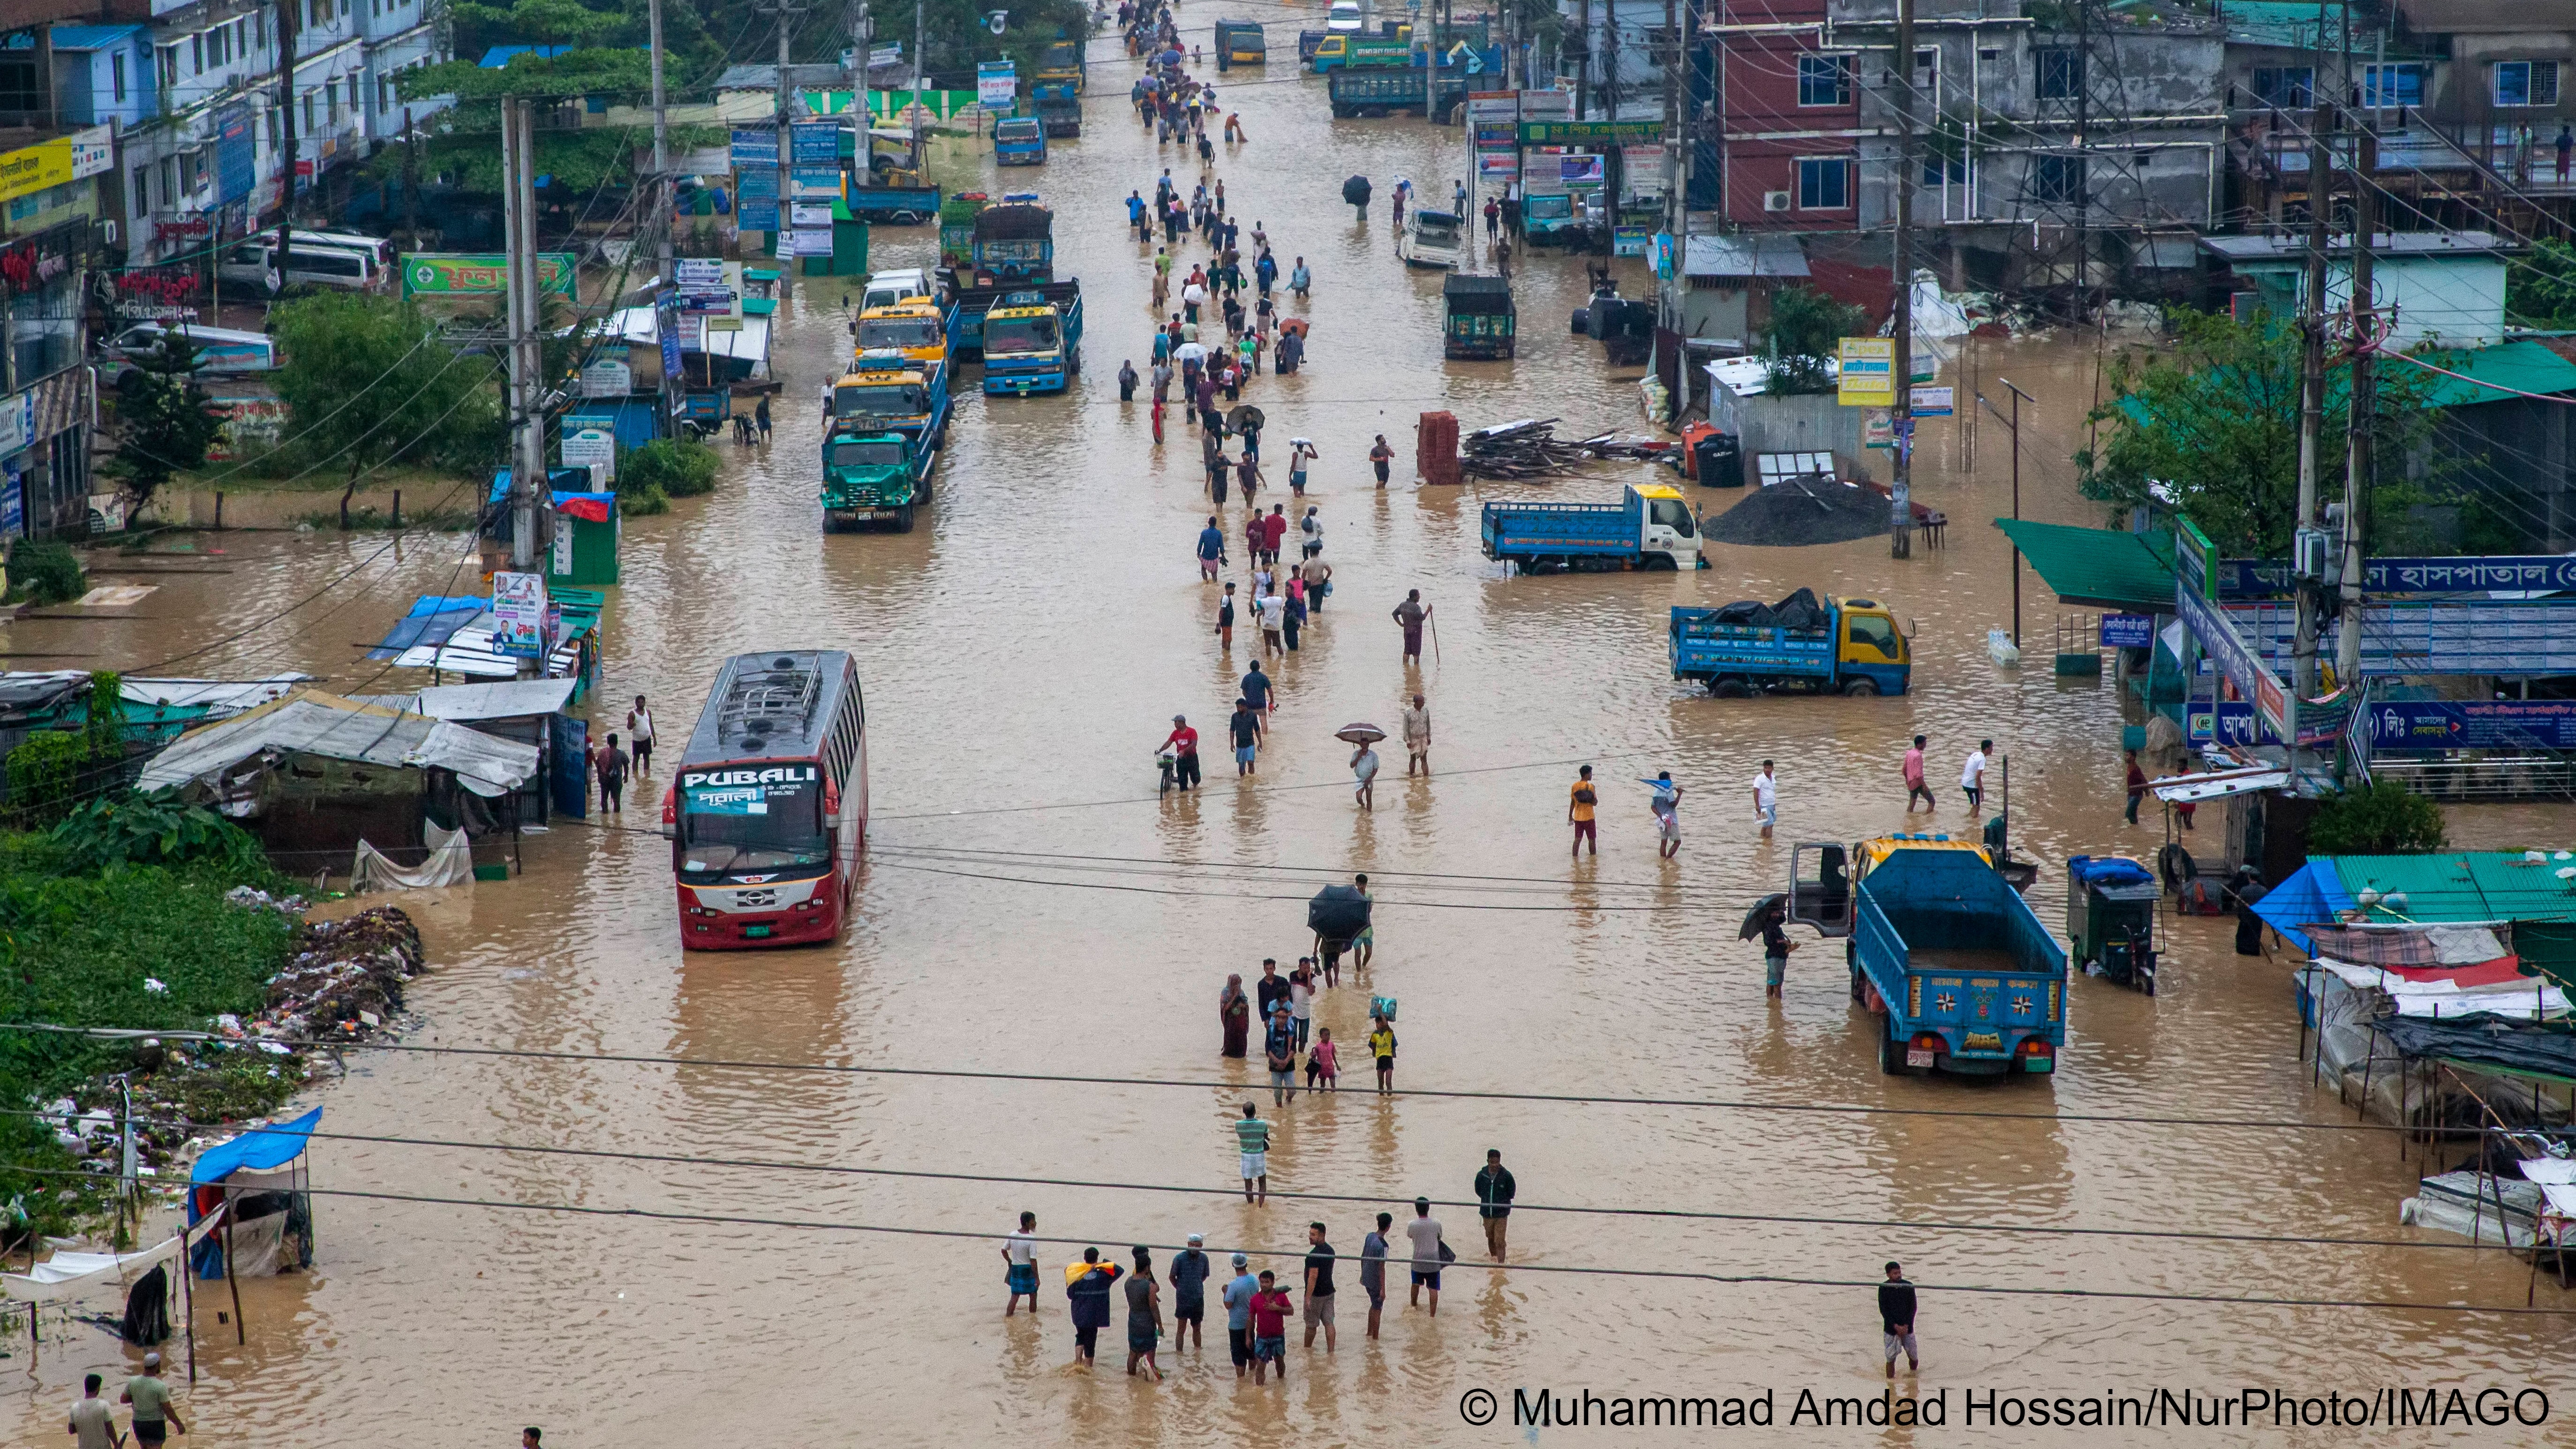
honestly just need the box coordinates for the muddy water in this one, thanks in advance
[9,20,2576,1447]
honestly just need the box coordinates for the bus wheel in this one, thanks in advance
[1710,677,1752,699]
[1843,677,1879,697]
[891,503,915,533]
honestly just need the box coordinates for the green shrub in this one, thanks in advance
[51,792,270,875]
[5,540,85,604]
[5,733,91,827]
[617,481,670,515]
[620,437,721,498]
[2307,781,2447,855]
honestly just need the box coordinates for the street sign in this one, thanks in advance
[562,428,616,481]
[1909,385,1953,417]
[1516,120,1661,144]
[2100,613,2154,649]
[579,359,632,398]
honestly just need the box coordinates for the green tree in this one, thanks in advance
[108,334,226,511]
[2506,239,2576,329]
[2076,309,2448,555]
[269,294,503,510]
[1762,286,1868,396]
[619,437,719,498]
[2306,781,2447,855]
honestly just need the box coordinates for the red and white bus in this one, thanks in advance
[662,651,867,948]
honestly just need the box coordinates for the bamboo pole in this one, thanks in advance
[181,1221,196,1384]
[224,1212,245,1345]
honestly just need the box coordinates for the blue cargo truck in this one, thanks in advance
[981,290,1084,394]
[843,184,942,225]
[947,279,1081,362]
[1478,483,1703,572]
[1817,838,2068,1077]
[1668,594,1912,697]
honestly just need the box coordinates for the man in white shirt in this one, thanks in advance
[625,694,655,772]
[1962,740,1991,814]
[1750,760,1778,839]
[68,1374,116,1449]
[1258,590,1287,655]
[1002,1210,1039,1315]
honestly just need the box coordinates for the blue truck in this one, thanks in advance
[1668,594,1913,697]
[994,115,1047,166]
[843,184,942,225]
[1796,837,2068,1077]
[1479,483,1703,572]
[980,291,1084,395]
[947,279,1080,362]
[1032,81,1082,137]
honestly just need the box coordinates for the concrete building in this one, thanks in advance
[2199,229,2514,348]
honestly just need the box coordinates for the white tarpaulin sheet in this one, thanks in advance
[1,1203,224,1304]
[351,820,474,893]
[2521,1158,2576,1185]
[2313,958,2569,1018]
[136,691,539,796]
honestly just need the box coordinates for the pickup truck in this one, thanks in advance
[1810,837,2067,1077]
[1669,594,1912,697]
[994,116,1047,166]
[1480,483,1702,572]
[843,184,942,225]
[821,428,935,533]
[982,291,1084,395]
[947,279,1081,361]
[1032,81,1082,137]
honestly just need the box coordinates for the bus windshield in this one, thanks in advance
[827,438,908,468]
[984,316,1059,354]
[835,382,926,417]
[857,316,943,349]
[679,777,829,879]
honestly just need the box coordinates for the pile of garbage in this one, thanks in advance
[39,906,425,1177]
[1460,419,1673,480]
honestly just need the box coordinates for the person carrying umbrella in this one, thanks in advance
[1337,723,1386,812]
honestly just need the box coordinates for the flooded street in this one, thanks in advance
[8,17,2573,1445]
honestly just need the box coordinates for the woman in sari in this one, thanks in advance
[1220,973,1252,1058]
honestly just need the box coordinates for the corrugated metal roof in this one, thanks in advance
[411,678,579,722]
[2323,852,2576,926]
[136,690,539,795]
[1683,234,1810,279]
[2221,0,2346,48]
[1991,520,2178,612]
[48,25,147,49]
[2402,341,2576,408]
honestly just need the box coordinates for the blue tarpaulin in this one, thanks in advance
[189,1106,322,1195]
[367,596,488,660]
[2252,861,2358,956]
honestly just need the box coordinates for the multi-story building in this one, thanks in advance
[1706,0,2226,297]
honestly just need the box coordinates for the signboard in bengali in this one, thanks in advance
[0,124,115,205]
[1476,151,1520,180]
[216,107,256,203]
[1909,385,1954,417]
[562,427,616,479]
[1559,154,1604,186]
[2187,699,2576,751]
[868,44,902,68]
[1621,143,1667,197]
[789,166,844,199]
[492,572,550,660]
[0,388,36,456]
[739,199,780,231]
[676,260,743,316]
[790,202,835,228]
[791,121,842,165]
[1517,119,1660,145]
[736,165,778,200]
[2100,612,2155,649]
[402,253,578,298]
[2176,580,2290,743]
[580,358,633,398]
[2215,555,2576,598]
[791,227,835,257]
[977,60,1018,109]
[656,290,682,378]
[1518,89,1574,122]
[1837,337,1894,407]
[1611,225,1649,257]
[730,128,779,164]
[1466,91,1519,125]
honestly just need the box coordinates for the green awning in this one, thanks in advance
[1992,519,2177,613]
[2396,340,2576,408]
[742,297,777,316]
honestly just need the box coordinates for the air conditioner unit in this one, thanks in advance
[1763,190,1792,212]
[99,219,118,246]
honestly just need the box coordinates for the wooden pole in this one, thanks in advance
[224,1213,245,1345]
[181,1221,197,1384]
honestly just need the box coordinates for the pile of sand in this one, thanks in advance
[1704,476,1895,548]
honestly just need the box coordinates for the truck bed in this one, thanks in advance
[1480,501,1634,557]
[1670,613,1834,679]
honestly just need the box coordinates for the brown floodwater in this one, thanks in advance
[9,21,2576,1446]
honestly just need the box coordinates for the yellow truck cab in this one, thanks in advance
[1833,596,1910,682]
[853,302,947,368]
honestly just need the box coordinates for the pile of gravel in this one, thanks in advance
[1704,476,1895,547]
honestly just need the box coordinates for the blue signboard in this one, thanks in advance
[216,105,255,204]
[2217,555,2576,598]
[729,128,778,164]
[656,290,681,381]
[738,199,779,231]
[2100,613,2155,649]
[790,122,842,165]
[735,165,778,200]
[2189,698,2576,751]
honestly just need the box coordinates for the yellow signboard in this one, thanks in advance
[0,126,112,208]
[1837,337,1895,407]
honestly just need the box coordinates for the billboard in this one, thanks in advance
[401,254,579,297]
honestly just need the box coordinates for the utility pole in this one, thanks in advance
[2289,55,2332,751]
[272,0,299,289]
[2071,0,2088,315]
[401,106,419,246]
[912,0,927,173]
[1888,0,1916,559]
[772,1,806,258]
[651,0,673,423]
[1575,0,1590,121]
[2337,126,2377,704]
[502,97,542,568]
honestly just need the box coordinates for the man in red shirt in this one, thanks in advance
[1249,1270,1292,1383]
[1261,506,1289,565]
[1161,714,1202,792]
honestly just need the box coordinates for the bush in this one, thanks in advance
[5,539,85,604]
[621,437,721,498]
[5,733,91,827]
[2307,781,2447,855]
[617,481,670,515]
[51,792,270,876]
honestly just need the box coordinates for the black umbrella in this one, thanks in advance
[1738,892,1788,940]
[1342,175,1372,206]
[1227,404,1265,434]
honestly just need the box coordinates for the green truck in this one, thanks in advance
[1310,33,1412,72]
[1214,19,1266,69]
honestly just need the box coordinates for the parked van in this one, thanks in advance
[216,238,387,293]
[96,322,279,394]
[861,267,937,313]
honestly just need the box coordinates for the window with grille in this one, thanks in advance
[2494,60,2561,108]
[2036,47,2084,100]
[2034,155,2086,204]
[2252,66,2314,108]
